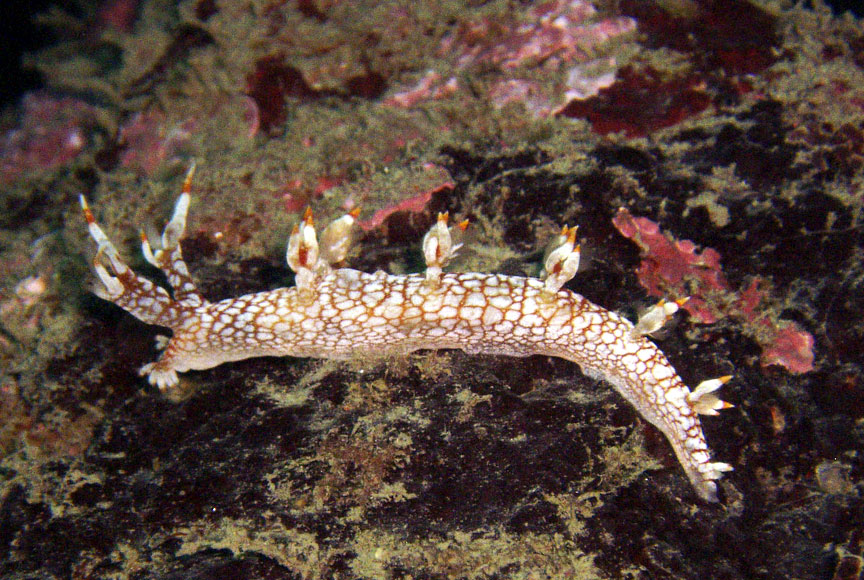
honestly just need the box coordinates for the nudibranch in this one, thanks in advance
[81,166,733,501]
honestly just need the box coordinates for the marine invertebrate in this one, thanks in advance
[0,92,97,184]
[81,168,733,501]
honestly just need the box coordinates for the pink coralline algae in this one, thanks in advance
[559,0,780,136]
[117,110,196,177]
[383,72,458,109]
[358,182,454,232]
[440,0,633,70]
[0,275,48,322]
[760,324,816,375]
[386,0,635,116]
[612,208,725,324]
[613,208,815,374]
[0,272,53,356]
[0,93,98,184]
[280,175,344,214]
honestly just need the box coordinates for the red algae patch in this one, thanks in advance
[117,110,196,176]
[358,182,454,232]
[613,208,814,374]
[559,66,712,137]
[561,0,780,135]
[760,324,815,375]
[612,207,724,323]
[245,56,325,135]
[0,93,99,184]
[384,0,636,117]
[619,0,780,75]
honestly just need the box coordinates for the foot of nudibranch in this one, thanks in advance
[701,460,735,495]
[139,361,180,390]
[140,335,185,391]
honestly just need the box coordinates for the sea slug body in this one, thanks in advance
[81,166,733,502]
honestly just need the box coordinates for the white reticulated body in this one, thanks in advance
[82,175,732,502]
